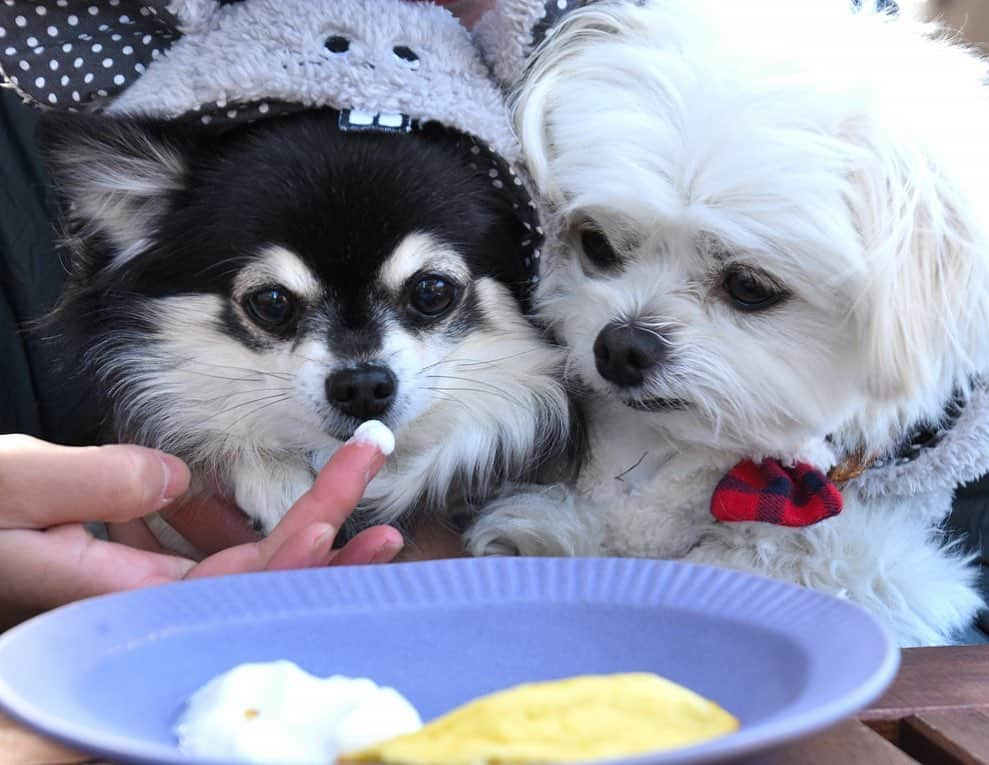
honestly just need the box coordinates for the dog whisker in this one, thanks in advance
[427,379,529,407]
[416,347,543,375]
[194,392,296,426]
[423,385,526,409]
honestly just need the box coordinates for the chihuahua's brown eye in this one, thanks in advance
[723,269,786,312]
[245,286,297,330]
[410,275,456,317]
[325,35,350,54]
[579,226,621,269]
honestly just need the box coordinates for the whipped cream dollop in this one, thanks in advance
[174,661,422,764]
[310,420,396,475]
[349,420,396,456]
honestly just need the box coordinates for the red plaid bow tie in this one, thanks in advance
[710,459,843,527]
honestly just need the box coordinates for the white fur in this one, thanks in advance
[379,232,469,294]
[357,277,571,526]
[475,0,989,646]
[236,246,324,303]
[49,127,186,267]
[90,240,568,537]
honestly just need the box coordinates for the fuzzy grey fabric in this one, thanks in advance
[855,385,989,501]
[474,0,561,88]
[0,0,548,287]
[112,0,521,162]
[2,0,516,159]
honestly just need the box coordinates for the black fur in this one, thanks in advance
[40,110,533,355]
[35,108,581,541]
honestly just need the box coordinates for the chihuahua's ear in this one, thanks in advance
[38,111,191,267]
[473,0,599,89]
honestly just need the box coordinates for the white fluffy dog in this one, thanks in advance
[468,0,989,646]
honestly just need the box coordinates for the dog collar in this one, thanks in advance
[710,382,968,527]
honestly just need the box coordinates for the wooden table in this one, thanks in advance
[3,646,988,764]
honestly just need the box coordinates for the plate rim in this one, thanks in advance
[0,558,900,765]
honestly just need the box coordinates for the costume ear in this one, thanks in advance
[0,0,217,111]
[474,0,599,89]
[38,110,192,267]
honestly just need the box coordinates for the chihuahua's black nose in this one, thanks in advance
[327,365,397,420]
[593,322,668,388]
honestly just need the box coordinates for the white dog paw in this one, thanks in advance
[465,487,603,557]
[465,527,527,557]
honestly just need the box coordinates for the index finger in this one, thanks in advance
[0,435,190,530]
[263,423,393,552]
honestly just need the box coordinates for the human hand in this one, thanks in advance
[0,434,403,630]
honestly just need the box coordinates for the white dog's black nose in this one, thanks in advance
[327,365,397,420]
[594,323,667,388]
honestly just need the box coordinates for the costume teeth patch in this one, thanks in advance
[339,109,412,134]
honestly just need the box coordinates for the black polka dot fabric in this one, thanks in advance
[531,0,650,48]
[530,0,593,49]
[171,97,300,129]
[853,0,900,12]
[0,0,182,109]
[461,132,544,298]
[530,0,898,51]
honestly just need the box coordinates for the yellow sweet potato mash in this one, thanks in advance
[344,673,738,765]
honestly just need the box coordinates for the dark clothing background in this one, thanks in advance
[0,89,99,444]
[1,83,986,640]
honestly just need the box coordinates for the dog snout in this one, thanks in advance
[326,364,397,420]
[593,322,667,388]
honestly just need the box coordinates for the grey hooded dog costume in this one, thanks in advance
[0,0,547,291]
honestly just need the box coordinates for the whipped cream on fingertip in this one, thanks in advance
[348,420,396,456]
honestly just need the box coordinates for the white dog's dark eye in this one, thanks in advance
[723,270,786,312]
[579,226,621,269]
[410,274,457,317]
[245,286,298,330]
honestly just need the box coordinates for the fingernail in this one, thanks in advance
[363,450,389,484]
[371,538,404,564]
[312,524,338,562]
[157,453,190,504]
[306,523,337,566]
[347,420,396,456]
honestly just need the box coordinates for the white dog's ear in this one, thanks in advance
[38,112,190,268]
[492,1,636,199]
[848,48,989,412]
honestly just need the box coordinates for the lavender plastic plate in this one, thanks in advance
[0,558,898,765]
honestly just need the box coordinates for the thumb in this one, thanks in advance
[0,435,191,529]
